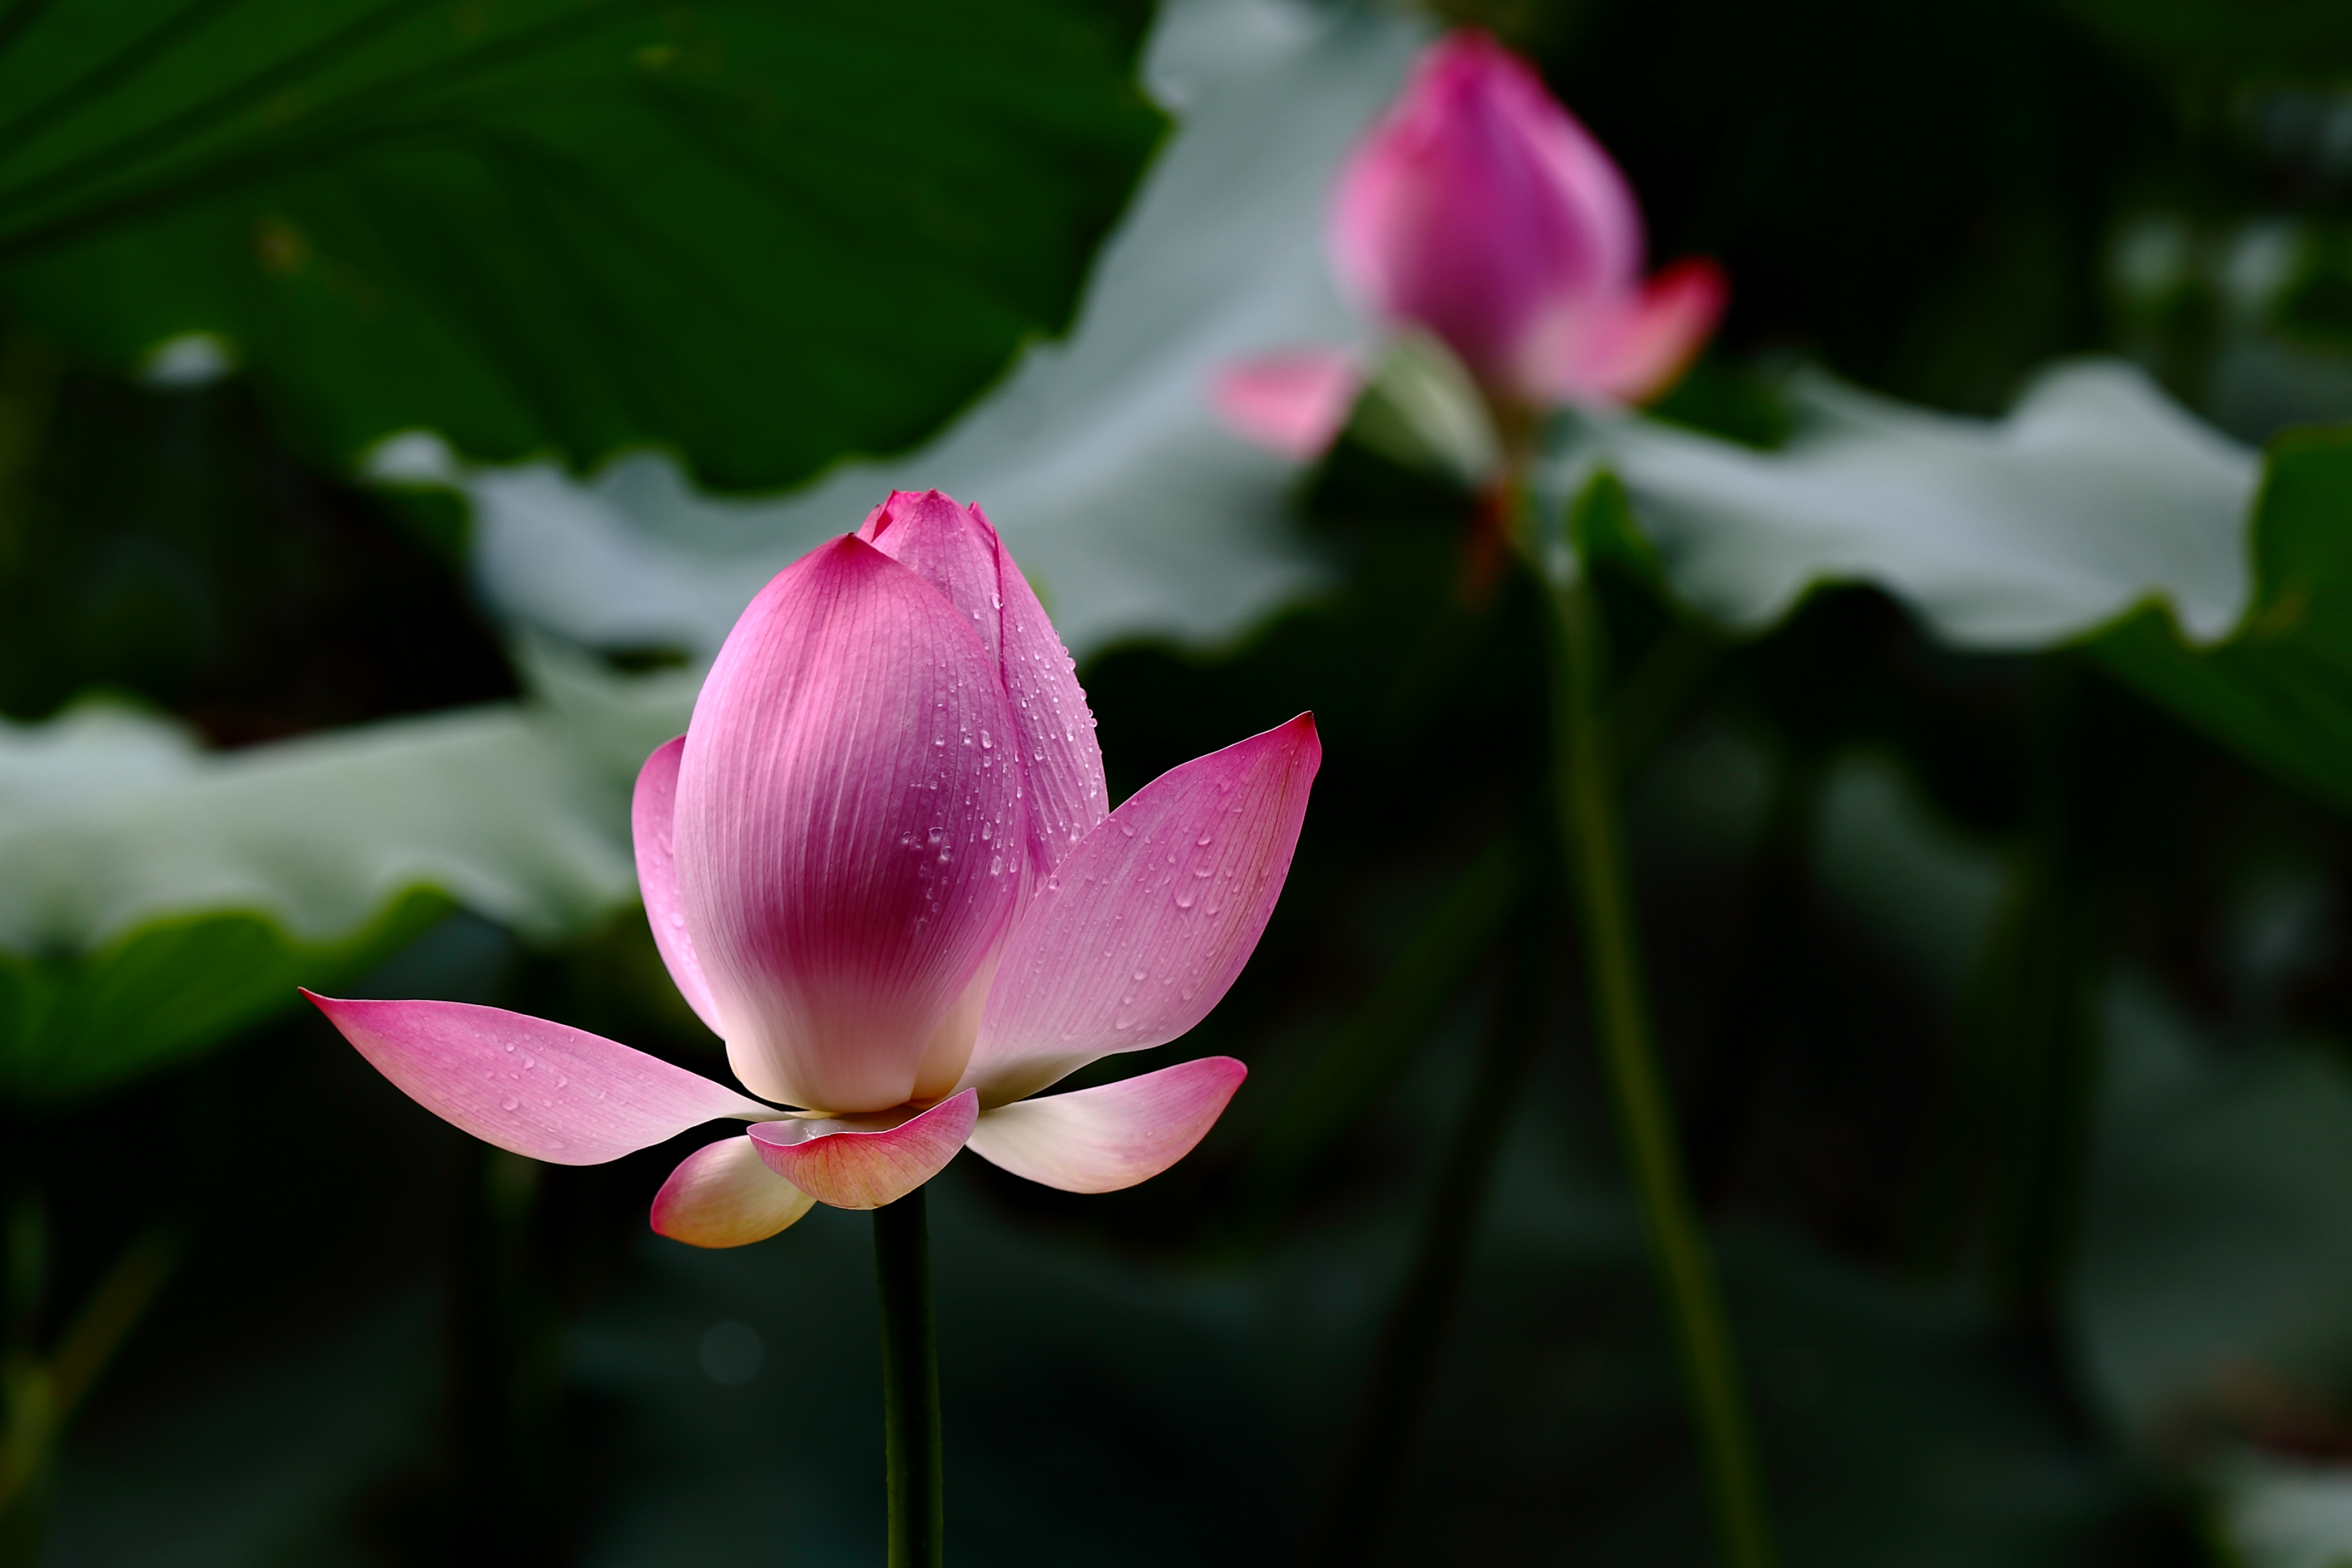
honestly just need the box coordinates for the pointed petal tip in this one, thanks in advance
[1570,257,1729,406]
[966,1056,1247,1194]
[747,1089,979,1210]
[964,716,1319,1103]
[311,994,768,1165]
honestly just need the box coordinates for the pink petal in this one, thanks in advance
[632,735,723,1035]
[1531,257,1728,405]
[1209,350,1364,460]
[651,1135,816,1247]
[747,1089,979,1210]
[676,536,1023,1113]
[1331,29,1643,388]
[965,1056,1246,1193]
[857,490,1108,879]
[304,992,770,1165]
[962,714,1321,1105]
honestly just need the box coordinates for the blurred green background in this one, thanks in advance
[9,0,2352,1564]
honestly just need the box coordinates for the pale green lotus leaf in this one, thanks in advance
[2207,1450,2352,1568]
[1572,360,2261,650]
[0,697,640,955]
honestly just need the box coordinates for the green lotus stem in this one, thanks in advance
[1544,557,1778,1568]
[873,1188,944,1568]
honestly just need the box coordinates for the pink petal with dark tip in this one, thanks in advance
[632,735,723,1036]
[651,1135,815,1248]
[1209,350,1364,460]
[675,536,1023,1113]
[747,1088,979,1210]
[1527,257,1727,406]
[962,714,1320,1105]
[305,991,770,1165]
[966,1057,1246,1193]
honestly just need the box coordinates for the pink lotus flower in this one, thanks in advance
[1212,29,1726,459]
[309,490,1319,1244]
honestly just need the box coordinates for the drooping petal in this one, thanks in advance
[1530,257,1727,406]
[631,735,723,1036]
[675,537,1023,1113]
[651,1135,816,1247]
[306,992,770,1165]
[966,1056,1246,1193]
[857,490,1108,878]
[747,1089,979,1210]
[1209,349,1365,460]
[1330,29,1642,389]
[963,714,1321,1105]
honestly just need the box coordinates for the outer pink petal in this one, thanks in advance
[963,714,1321,1105]
[747,1089,979,1210]
[1331,29,1642,385]
[651,1135,816,1247]
[1532,257,1727,405]
[631,735,723,1035]
[1209,350,1364,460]
[965,1056,1246,1194]
[305,992,770,1165]
[676,537,1023,1113]
[857,490,1108,880]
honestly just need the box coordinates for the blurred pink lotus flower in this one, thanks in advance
[1212,29,1725,459]
[310,490,1319,1245]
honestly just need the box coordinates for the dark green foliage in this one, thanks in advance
[0,0,1163,488]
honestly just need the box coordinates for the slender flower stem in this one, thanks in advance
[1544,558,1778,1568]
[873,1188,944,1568]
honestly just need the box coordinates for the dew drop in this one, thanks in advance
[500,1096,520,1112]
[979,731,993,750]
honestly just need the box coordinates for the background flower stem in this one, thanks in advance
[873,1186,944,1568]
[1543,542,1778,1568]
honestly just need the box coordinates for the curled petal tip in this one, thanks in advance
[651,1135,815,1248]
[747,1089,979,1210]
[1539,256,1728,406]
